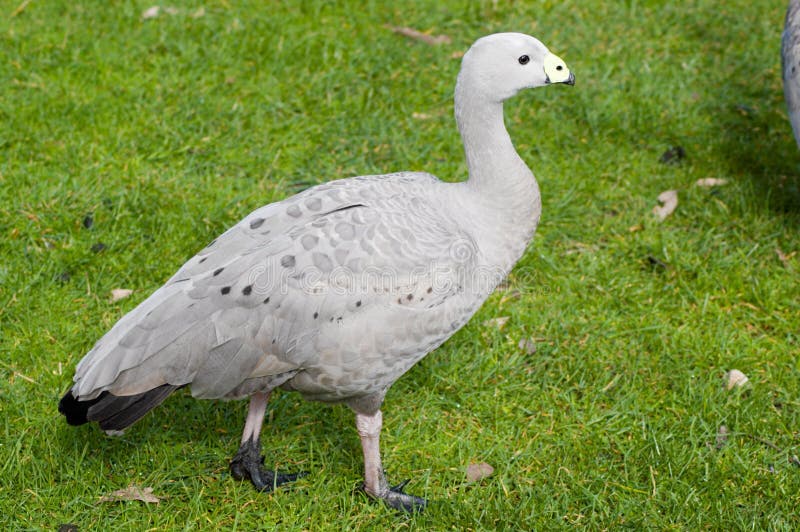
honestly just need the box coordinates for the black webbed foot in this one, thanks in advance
[362,477,427,513]
[230,438,306,492]
[384,479,427,513]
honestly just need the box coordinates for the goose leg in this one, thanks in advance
[356,410,427,513]
[230,392,305,491]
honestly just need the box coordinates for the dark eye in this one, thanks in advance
[518,55,530,65]
[556,65,563,71]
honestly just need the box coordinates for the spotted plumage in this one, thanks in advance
[59,32,575,513]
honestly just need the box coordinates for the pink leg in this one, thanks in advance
[230,392,305,492]
[356,410,427,512]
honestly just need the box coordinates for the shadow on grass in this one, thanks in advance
[713,93,800,216]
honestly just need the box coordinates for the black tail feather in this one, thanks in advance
[58,389,104,426]
[59,384,182,431]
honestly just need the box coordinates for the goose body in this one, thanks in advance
[59,32,574,512]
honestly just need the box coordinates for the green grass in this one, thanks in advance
[2,0,799,529]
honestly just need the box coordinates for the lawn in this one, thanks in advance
[2,0,799,529]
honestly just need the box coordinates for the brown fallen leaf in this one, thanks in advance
[518,337,537,354]
[466,462,494,482]
[725,369,749,390]
[694,178,728,187]
[652,190,678,221]
[110,288,133,302]
[99,486,160,504]
[384,25,451,45]
[483,316,509,329]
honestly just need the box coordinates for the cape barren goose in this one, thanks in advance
[59,32,574,512]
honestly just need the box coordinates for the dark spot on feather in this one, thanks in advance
[281,255,296,268]
[199,257,207,263]
[329,317,334,322]
[242,285,252,296]
[263,297,270,304]
[397,297,403,304]
[272,338,276,344]
[427,287,433,293]
[221,286,231,295]
[313,312,319,319]
[356,300,362,307]
[207,239,217,248]
[305,197,322,211]
[406,294,413,300]
[213,267,224,276]
[249,218,265,229]
[173,278,190,283]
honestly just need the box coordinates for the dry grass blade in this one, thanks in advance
[775,248,795,268]
[694,178,728,187]
[715,425,729,450]
[384,25,451,45]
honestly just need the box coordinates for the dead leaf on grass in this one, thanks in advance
[518,337,537,354]
[384,25,451,45]
[190,7,205,18]
[466,462,494,482]
[483,316,509,329]
[99,486,160,504]
[142,6,160,19]
[652,190,678,221]
[694,178,728,187]
[142,5,178,19]
[110,288,133,302]
[725,369,749,390]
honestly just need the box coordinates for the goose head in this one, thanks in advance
[457,32,575,103]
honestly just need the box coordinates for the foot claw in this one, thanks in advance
[384,484,427,513]
[362,478,427,513]
[391,479,411,492]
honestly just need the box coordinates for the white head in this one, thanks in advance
[457,32,574,103]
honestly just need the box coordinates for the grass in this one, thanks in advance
[1,0,799,529]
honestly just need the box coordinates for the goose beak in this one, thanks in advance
[543,53,574,86]
[545,72,576,86]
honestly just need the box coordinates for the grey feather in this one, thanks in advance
[784,0,800,147]
[66,33,558,421]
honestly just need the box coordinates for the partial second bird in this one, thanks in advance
[58,32,574,512]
